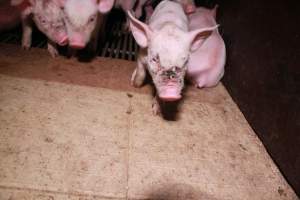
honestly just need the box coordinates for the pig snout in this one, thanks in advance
[69,33,86,49]
[158,87,182,101]
[184,4,196,14]
[57,33,68,46]
[157,70,183,102]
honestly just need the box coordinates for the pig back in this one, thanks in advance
[188,8,216,30]
[187,7,226,87]
[188,7,224,55]
[149,0,188,31]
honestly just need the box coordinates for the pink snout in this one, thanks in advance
[57,34,68,46]
[69,34,86,49]
[158,87,182,102]
[184,4,196,14]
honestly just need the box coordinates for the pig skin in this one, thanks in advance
[186,6,226,88]
[11,0,68,57]
[128,0,217,115]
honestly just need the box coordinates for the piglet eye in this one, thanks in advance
[151,55,159,63]
[39,16,46,24]
[89,15,96,23]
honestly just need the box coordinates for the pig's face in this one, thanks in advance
[147,28,190,101]
[32,1,68,46]
[62,0,98,49]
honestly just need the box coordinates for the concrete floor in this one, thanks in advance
[0,44,298,200]
[215,0,300,194]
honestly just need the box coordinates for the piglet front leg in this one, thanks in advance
[89,15,102,54]
[134,0,144,20]
[152,96,161,115]
[47,40,59,58]
[145,4,154,23]
[21,16,32,50]
[131,50,147,87]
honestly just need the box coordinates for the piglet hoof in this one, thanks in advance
[197,83,206,89]
[130,69,143,88]
[152,98,161,115]
[48,46,59,58]
[131,80,143,88]
[194,80,205,89]
[22,44,30,50]
[22,39,31,50]
[130,70,136,86]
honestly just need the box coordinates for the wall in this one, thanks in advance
[202,0,300,195]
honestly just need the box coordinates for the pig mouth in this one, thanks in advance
[70,43,86,49]
[154,69,185,101]
[58,36,68,46]
[157,85,182,102]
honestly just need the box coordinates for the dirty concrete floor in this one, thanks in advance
[0,44,298,200]
[206,0,300,195]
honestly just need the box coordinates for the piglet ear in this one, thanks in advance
[211,4,218,19]
[188,25,218,52]
[52,0,66,8]
[98,0,114,14]
[127,11,152,48]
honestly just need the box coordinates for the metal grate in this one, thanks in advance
[0,10,138,61]
[99,9,139,61]
[0,25,49,48]
[100,21,139,61]
[0,27,22,45]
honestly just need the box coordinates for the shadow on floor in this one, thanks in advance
[144,183,220,200]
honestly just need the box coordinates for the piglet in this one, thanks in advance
[186,6,226,88]
[175,0,196,14]
[128,0,217,114]
[54,0,114,53]
[114,0,135,30]
[115,0,152,20]
[114,0,151,31]
[11,0,68,57]
[143,0,196,23]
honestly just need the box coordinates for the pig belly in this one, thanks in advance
[187,34,226,88]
